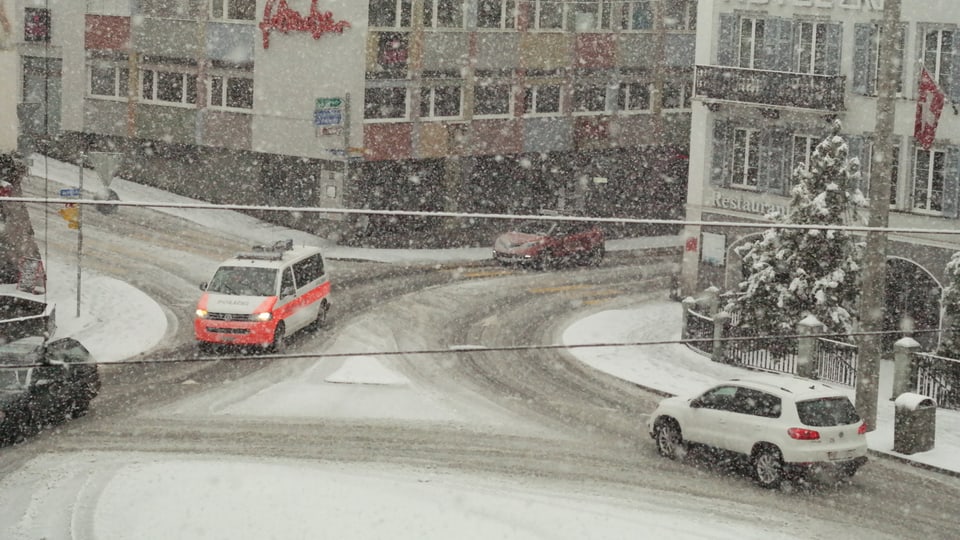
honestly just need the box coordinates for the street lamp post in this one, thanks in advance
[856,0,901,431]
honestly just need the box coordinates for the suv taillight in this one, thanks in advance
[787,427,821,440]
[858,422,868,435]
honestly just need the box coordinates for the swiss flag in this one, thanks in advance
[915,66,946,151]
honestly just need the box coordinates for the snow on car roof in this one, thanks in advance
[729,373,845,399]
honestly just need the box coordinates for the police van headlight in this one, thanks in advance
[254,312,272,322]
[195,309,208,319]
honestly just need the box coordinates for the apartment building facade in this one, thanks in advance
[6,0,697,242]
[682,0,960,349]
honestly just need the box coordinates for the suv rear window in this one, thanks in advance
[795,397,860,426]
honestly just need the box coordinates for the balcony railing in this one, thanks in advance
[695,65,846,112]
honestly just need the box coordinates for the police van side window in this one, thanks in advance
[281,267,295,295]
[293,253,325,287]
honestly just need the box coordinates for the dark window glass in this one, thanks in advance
[365,87,407,119]
[795,397,860,427]
[227,0,256,21]
[574,85,606,112]
[90,66,116,96]
[226,77,253,108]
[211,76,224,106]
[475,83,511,115]
[156,72,183,102]
[24,8,51,42]
[734,388,782,418]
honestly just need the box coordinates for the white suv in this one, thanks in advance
[646,374,868,488]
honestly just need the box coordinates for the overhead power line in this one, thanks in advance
[10,196,960,237]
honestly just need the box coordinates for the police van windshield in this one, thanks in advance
[207,266,278,297]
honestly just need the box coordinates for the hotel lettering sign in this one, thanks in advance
[713,192,787,218]
[722,0,882,10]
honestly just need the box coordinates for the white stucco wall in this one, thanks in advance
[252,0,366,159]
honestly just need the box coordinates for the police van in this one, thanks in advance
[194,239,331,351]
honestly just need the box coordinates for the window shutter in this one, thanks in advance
[711,121,732,187]
[824,23,843,76]
[852,24,876,95]
[943,147,960,218]
[950,31,960,102]
[895,23,907,94]
[717,13,737,66]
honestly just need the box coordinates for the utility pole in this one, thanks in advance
[856,0,901,431]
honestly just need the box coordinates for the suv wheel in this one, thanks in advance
[752,446,784,489]
[655,420,685,461]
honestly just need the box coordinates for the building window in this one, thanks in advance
[371,32,409,78]
[662,79,692,110]
[791,135,818,184]
[795,22,829,75]
[533,0,565,31]
[573,84,607,114]
[571,1,615,32]
[370,0,412,28]
[420,85,462,118]
[523,84,561,115]
[738,18,765,69]
[365,86,408,120]
[618,82,650,111]
[474,71,513,117]
[623,1,653,30]
[24,8,51,42]
[141,69,197,105]
[477,0,515,30]
[423,0,463,29]
[913,148,945,213]
[210,75,253,109]
[663,0,696,31]
[922,29,953,94]
[89,65,129,99]
[732,128,760,189]
[210,0,255,21]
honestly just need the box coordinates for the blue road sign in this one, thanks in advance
[59,188,81,198]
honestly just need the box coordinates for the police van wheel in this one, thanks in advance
[271,322,286,353]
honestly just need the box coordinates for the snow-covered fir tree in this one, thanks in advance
[939,252,960,358]
[725,121,866,354]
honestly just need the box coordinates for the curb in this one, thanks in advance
[867,448,960,478]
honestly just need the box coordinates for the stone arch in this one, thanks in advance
[884,257,942,352]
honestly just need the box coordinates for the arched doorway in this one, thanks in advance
[884,258,942,352]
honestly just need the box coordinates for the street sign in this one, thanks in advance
[314,97,344,128]
[59,187,81,198]
[314,108,343,126]
[315,97,343,109]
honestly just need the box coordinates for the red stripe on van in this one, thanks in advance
[272,280,331,320]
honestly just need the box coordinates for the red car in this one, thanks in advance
[493,220,605,269]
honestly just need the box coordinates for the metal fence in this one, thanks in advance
[724,330,798,375]
[683,307,856,387]
[686,309,714,355]
[911,352,960,410]
[815,337,859,387]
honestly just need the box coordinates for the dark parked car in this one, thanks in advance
[493,220,605,269]
[0,336,100,445]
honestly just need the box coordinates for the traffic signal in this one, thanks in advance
[58,204,80,229]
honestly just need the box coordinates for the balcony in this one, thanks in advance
[695,65,845,112]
